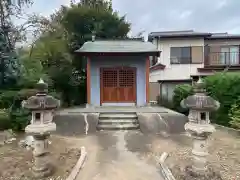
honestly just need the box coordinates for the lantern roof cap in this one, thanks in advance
[181,78,220,111]
[22,79,60,110]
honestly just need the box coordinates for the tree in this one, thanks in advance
[62,0,130,51]
[17,47,49,88]
[61,0,130,79]
[0,0,33,47]
[0,0,33,88]
[0,28,21,88]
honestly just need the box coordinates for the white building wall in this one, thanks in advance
[150,38,206,82]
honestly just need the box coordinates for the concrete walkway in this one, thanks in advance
[75,131,164,180]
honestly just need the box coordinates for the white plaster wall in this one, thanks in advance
[150,38,206,82]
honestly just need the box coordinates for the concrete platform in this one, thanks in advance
[55,106,188,135]
[57,106,169,114]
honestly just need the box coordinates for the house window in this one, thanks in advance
[220,46,239,65]
[170,47,191,64]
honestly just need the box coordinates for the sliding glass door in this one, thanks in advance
[230,47,239,65]
[220,46,239,65]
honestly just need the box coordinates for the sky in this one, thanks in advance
[22,0,240,38]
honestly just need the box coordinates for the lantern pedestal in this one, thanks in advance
[25,124,56,178]
[32,134,52,178]
[185,122,215,174]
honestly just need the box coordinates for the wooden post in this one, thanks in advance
[146,57,150,104]
[87,57,91,105]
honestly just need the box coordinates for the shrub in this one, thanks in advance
[0,89,37,109]
[0,90,18,109]
[172,84,193,114]
[205,72,240,126]
[49,91,62,101]
[228,97,240,129]
[9,108,30,131]
[17,89,37,100]
[0,109,11,130]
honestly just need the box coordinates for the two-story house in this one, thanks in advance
[148,30,240,102]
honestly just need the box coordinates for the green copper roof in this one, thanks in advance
[75,40,159,53]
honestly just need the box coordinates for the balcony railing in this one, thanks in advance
[206,52,240,66]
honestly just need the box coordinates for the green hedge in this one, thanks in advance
[173,84,193,115]
[0,90,18,109]
[0,109,11,130]
[0,89,37,109]
[9,108,30,131]
[173,72,240,128]
[205,72,240,126]
[228,97,240,129]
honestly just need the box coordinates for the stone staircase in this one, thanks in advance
[97,112,140,130]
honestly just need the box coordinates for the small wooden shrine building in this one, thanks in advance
[75,38,160,107]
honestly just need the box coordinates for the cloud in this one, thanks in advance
[179,10,192,19]
[112,0,240,35]
[19,0,240,41]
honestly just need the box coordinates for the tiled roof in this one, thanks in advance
[75,40,159,53]
[149,30,211,38]
[148,30,240,39]
[206,33,240,39]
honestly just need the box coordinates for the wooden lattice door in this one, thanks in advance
[100,68,118,103]
[100,67,136,104]
[118,68,136,102]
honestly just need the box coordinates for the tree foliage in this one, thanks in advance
[229,97,240,129]
[0,0,34,88]
[0,0,33,47]
[172,84,193,114]
[0,28,21,88]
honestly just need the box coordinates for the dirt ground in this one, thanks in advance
[0,135,81,180]
[144,130,240,180]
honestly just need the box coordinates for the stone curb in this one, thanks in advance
[158,152,176,180]
[66,146,87,180]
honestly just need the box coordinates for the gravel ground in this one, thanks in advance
[144,130,240,180]
[0,135,81,180]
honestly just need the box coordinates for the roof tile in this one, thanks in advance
[75,40,159,53]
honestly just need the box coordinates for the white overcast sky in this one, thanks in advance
[21,0,240,38]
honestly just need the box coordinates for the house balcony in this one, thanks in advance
[199,52,240,72]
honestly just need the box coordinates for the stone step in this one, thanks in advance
[98,112,139,130]
[97,123,140,130]
[98,119,138,125]
[99,113,137,119]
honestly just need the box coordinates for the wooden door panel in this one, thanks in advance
[118,68,136,102]
[101,68,118,102]
[100,67,136,104]
[102,87,118,102]
[118,88,135,102]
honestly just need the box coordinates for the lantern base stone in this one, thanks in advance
[30,133,54,178]
[185,122,215,174]
[32,163,53,178]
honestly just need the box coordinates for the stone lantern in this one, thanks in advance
[22,79,60,178]
[181,78,220,174]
